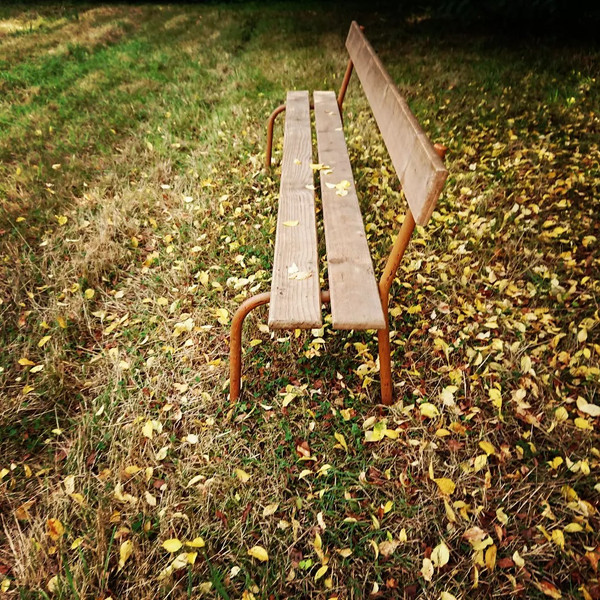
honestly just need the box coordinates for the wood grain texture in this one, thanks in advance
[345,21,448,226]
[268,91,322,329]
[314,91,386,330]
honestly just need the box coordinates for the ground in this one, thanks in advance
[0,3,599,599]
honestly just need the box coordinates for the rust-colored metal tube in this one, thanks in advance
[229,292,271,402]
[265,104,286,171]
[229,290,331,402]
[379,210,416,302]
[377,210,415,405]
[337,58,354,111]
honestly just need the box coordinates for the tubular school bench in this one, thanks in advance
[229,22,448,405]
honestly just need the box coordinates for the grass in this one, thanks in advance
[0,2,599,599]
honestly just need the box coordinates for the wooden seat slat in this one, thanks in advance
[313,91,386,331]
[345,21,448,226]
[268,91,322,330]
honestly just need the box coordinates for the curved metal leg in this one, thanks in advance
[229,292,271,402]
[265,105,286,171]
[229,291,331,402]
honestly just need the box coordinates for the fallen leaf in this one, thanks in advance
[431,541,450,567]
[162,539,182,553]
[420,403,440,418]
[46,518,64,541]
[118,540,133,569]
[234,468,251,483]
[434,478,456,495]
[248,545,269,562]
[421,557,434,582]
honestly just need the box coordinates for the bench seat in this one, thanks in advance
[268,90,385,331]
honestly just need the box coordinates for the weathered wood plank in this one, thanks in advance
[268,91,322,329]
[345,21,448,225]
[313,91,386,331]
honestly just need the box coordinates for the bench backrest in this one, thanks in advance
[346,22,447,226]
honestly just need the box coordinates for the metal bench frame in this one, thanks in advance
[229,23,447,406]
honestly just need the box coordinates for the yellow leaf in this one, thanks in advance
[70,537,84,550]
[431,541,450,568]
[234,468,251,483]
[574,418,593,430]
[552,529,565,549]
[247,545,269,562]
[185,434,199,444]
[512,550,525,568]
[485,544,497,571]
[249,339,262,347]
[444,500,456,523]
[489,388,502,408]
[474,454,488,472]
[421,557,434,582]
[496,508,509,525]
[555,406,569,422]
[184,537,206,548]
[283,220,299,227]
[84,288,95,299]
[314,565,328,581]
[18,358,36,366]
[214,308,229,325]
[47,576,59,592]
[162,539,182,553]
[564,522,583,533]
[399,528,408,542]
[314,532,322,551]
[31,364,44,373]
[420,403,440,418]
[337,548,352,558]
[479,441,496,456]
[440,385,458,405]
[55,214,68,225]
[440,593,458,600]
[118,540,133,569]
[38,335,51,348]
[142,421,154,439]
[334,432,348,451]
[263,503,279,517]
[434,478,456,495]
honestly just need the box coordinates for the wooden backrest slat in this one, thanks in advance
[346,21,448,225]
[268,91,322,329]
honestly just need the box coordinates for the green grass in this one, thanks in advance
[1,2,599,599]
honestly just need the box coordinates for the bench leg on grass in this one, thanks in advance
[229,290,332,403]
[378,211,417,406]
[229,292,271,403]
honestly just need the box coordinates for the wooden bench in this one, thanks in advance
[229,22,448,405]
